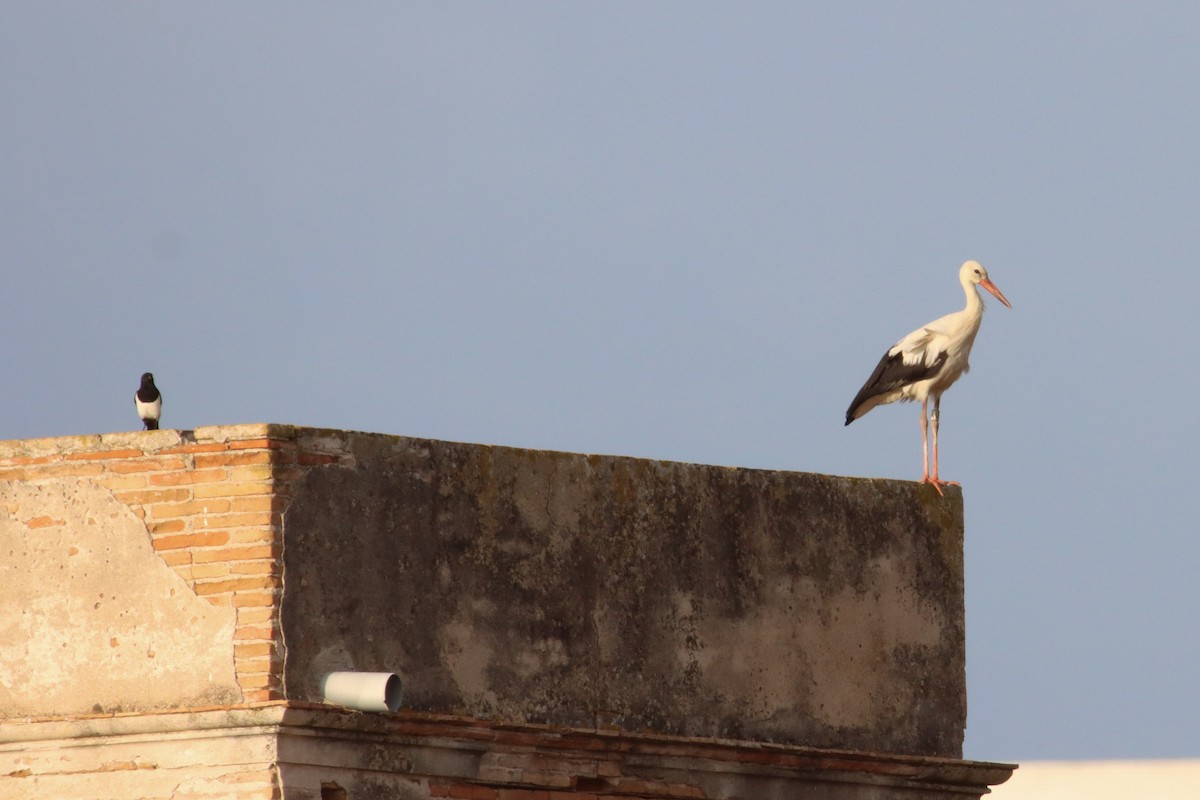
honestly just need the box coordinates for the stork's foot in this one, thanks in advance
[920,476,960,496]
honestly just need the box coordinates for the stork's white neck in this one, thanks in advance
[961,273,986,318]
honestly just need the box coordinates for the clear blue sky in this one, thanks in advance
[3,3,1198,763]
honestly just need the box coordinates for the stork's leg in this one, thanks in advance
[920,398,931,484]
[924,395,960,495]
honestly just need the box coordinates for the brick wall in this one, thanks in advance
[0,424,339,708]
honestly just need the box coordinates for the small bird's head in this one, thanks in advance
[961,260,1012,309]
[140,372,155,388]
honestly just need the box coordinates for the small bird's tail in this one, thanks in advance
[144,419,159,431]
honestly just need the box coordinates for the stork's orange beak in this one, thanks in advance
[980,278,1012,309]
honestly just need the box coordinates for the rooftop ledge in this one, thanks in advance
[1,423,956,493]
[0,422,356,457]
[0,703,1015,798]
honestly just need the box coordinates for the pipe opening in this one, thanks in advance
[320,671,403,712]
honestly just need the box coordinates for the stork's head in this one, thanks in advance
[961,260,1012,309]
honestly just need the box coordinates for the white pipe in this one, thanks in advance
[320,671,403,712]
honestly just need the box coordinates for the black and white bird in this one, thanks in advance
[135,372,162,431]
[845,260,1012,494]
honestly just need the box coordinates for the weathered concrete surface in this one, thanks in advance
[0,481,239,718]
[280,434,967,757]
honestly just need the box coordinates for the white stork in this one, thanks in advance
[845,260,1011,494]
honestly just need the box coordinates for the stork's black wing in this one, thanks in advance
[844,345,948,425]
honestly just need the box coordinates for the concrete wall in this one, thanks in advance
[277,428,968,757]
[0,423,992,799]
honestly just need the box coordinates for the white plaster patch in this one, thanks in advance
[0,481,239,718]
